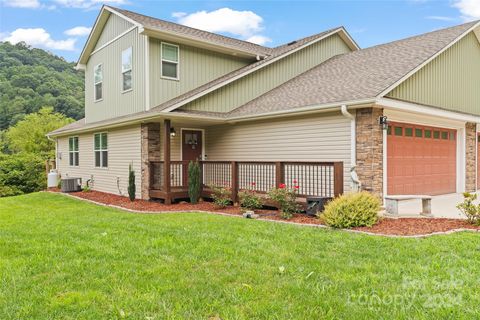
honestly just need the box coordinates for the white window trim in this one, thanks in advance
[68,136,79,167]
[94,63,103,102]
[160,42,180,81]
[121,47,133,93]
[93,132,108,169]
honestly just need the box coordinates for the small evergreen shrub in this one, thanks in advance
[239,183,262,211]
[320,191,380,228]
[210,184,231,209]
[127,163,136,201]
[188,161,201,204]
[456,192,480,225]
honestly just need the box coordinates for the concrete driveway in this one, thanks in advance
[393,193,469,219]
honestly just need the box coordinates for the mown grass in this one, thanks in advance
[0,192,479,319]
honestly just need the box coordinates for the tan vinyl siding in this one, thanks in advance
[85,28,146,123]
[57,125,142,198]
[387,31,480,116]
[149,38,250,108]
[204,112,352,191]
[94,13,134,50]
[181,34,352,113]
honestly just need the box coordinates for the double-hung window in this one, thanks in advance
[161,43,179,80]
[94,64,103,101]
[69,136,79,166]
[94,133,108,168]
[122,47,132,91]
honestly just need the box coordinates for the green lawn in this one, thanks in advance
[0,193,479,319]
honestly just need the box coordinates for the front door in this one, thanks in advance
[182,130,203,161]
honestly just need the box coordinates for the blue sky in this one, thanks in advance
[0,0,479,62]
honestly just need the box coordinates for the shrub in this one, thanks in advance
[239,183,262,211]
[456,192,480,225]
[128,163,136,201]
[210,184,231,209]
[0,153,45,197]
[0,185,23,197]
[321,191,380,228]
[268,183,299,219]
[188,161,201,204]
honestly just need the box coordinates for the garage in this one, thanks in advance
[387,122,456,195]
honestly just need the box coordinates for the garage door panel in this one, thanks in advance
[387,122,456,195]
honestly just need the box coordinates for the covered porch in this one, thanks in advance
[142,119,345,204]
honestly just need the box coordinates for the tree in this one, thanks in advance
[188,161,201,204]
[4,107,74,158]
[128,163,136,201]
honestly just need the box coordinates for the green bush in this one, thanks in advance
[321,191,381,228]
[210,184,231,209]
[0,185,23,197]
[268,184,299,219]
[456,192,480,225]
[128,163,136,201]
[188,161,201,204]
[0,153,45,197]
[239,187,262,212]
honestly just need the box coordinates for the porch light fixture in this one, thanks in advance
[379,116,389,130]
[170,127,176,137]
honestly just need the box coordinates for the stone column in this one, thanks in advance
[355,107,384,197]
[141,123,161,200]
[465,122,476,192]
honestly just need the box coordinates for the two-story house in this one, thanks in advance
[48,5,480,204]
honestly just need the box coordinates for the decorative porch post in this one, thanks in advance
[164,119,172,204]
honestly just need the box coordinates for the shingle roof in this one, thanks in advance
[110,6,272,57]
[148,27,344,112]
[49,119,86,135]
[227,20,479,117]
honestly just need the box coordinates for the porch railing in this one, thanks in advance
[150,160,343,202]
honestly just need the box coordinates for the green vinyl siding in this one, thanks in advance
[94,13,133,51]
[180,34,352,113]
[149,39,251,108]
[387,31,480,116]
[85,27,146,123]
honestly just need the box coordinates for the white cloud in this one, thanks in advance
[175,8,263,37]
[426,16,456,21]
[452,0,480,21]
[173,7,270,46]
[2,0,41,8]
[64,26,91,36]
[1,28,76,51]
[245,35,271,45]
[52,0,126,9]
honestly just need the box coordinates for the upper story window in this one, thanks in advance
[161,43,179,80]
[122,47,132,91]
[94,133,108,168]
[69,136,79,166]
[94,64,103,101]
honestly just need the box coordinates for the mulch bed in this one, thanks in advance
[353,218,480,236]
[48,189,480,236]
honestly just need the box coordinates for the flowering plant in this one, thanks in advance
[268,180,300,219]
[239,182,262,212]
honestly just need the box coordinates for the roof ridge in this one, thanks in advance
[107,5,272,52]
[272,26,343,50]
[360,20,479,52]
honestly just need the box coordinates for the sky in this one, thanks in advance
[0,0,479,63]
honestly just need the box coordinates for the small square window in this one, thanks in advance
[394,127,403,136]
[415,128,422,138]
[441,132,448,140]
[387,126,392,135]
[434,131,440,139]
[450,132,456,141]
[424,130,432,138]
[405,128,413,137]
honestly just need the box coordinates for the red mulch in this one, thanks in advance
[353,218,480,236]
[47,189,480,236]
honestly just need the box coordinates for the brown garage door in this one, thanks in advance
[387,122,456,195]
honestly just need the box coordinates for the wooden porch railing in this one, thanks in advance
[149,160,344,203]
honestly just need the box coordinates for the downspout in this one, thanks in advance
[341,105,361,191]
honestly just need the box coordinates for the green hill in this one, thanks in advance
[0,41,84,130]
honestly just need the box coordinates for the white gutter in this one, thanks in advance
[341,105,356,167]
